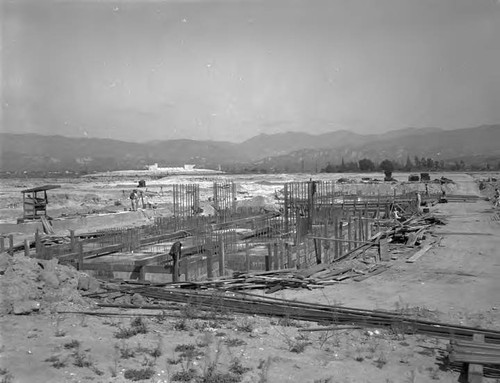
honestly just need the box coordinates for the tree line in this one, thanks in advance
[321,155,500,173]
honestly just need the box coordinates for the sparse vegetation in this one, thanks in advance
[173,318,190,331]
[45,355,68,369]
[72,349,93,368]
[123,367,156,381]
[118,343,136,359]
[234,317,255,333]
[0,368,14,383]
[114,317,148,339]
[171,369,198,382]
[64,339,81,349]
[228,358,251,376]
[373,353,388,369]
[175,344,204,359]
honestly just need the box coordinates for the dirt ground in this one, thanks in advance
[1,172,499,383]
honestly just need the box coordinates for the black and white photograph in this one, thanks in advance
[1,0,500,382]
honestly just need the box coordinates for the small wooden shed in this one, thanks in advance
[21,185,61,220]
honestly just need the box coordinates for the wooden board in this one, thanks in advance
[469,334,484,383]
[406,244,433,263]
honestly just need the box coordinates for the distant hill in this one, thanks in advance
[246,125,500,172]
[0,125,498,173]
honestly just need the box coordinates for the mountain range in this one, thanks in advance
[0,125,499,173]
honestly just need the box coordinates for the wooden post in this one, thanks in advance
[172,253,179,283]
[35,229,42,258]
[364,218,369,241]
[353,217,358,244]
[206,250,213,279]
[338,219,343,258]
[9,234,14,255]
[245,242,250,273]
[333,217,339,260]
[0,236,4,253]
[378,238,390,261]
[218,238,225,277]
[78,242,84,270]
[273,242,279,270]
[314,238,322,264]
[24,239,30,257]
[323,221,329,263]
[347,217,352,251]
[279,241,284,269]
[285,242,292,268]
[70,230,76,252]
[284,183,289,234]
[265,243,272,271]
[358,210,363,241]
[304,240,309,267]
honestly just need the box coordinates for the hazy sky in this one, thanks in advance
[2,0,500,142]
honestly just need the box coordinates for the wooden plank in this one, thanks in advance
[59,231,193,261]
[434,232,493,236]
[80,263,168,274]
[353,265,389,282]
[310,236,372,245]
[451,339,500,350]
[469,334,484,383]
[406,244,433,263]
[40,216,55,235]
[296,263,329,278]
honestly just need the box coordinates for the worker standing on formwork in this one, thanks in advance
[168,241,182,282]
[129,190,139,211]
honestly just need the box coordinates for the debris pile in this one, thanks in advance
[0,253,99,315]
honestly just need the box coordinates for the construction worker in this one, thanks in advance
[129,190,139,211]
[493,188,500,209]
[168,241,182,282]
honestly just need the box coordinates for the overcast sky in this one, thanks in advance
[2,0,500,142]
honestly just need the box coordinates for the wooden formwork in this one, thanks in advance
[30,179,439,283]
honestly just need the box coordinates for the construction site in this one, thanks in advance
[0,171,499,383]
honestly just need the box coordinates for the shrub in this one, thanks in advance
[64,340,81,350]
[123,367,155,381]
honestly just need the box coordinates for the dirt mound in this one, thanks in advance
[0,253,99,315]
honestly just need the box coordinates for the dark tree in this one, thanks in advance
[379,159,394,172]
[359,158,376,171]
[405,155,413,171]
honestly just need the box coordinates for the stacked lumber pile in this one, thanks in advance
[96,263,387,293]
[383,214,445,246]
